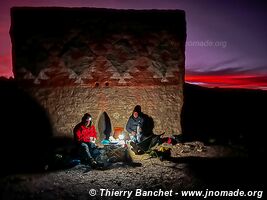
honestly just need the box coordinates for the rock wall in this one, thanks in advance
[11,7,186,137]
[27,86,182,137]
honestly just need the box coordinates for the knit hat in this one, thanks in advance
[133,105,141,114]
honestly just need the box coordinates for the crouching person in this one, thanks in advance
[126,106,146,155]
[73,113,99,167]
[126,105,144,144]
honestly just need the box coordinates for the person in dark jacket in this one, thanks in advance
[126,105,144,143]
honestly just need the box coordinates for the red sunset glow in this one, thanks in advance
[186,74,267,90]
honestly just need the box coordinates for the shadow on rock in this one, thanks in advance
[0,78,53,176]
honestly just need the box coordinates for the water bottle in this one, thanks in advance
[136,124,141,143]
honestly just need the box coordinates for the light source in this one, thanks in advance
[118,134,125,140]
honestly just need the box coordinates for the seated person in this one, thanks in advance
[73,113,99,166]
[126,105,144,144]
[126,106,160,154]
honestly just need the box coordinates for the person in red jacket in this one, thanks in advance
[73,113,98,166]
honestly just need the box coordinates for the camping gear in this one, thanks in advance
[130,132,165,154]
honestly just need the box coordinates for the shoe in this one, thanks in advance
[131,147,139,154]
[107,156,117,163]
[130,141,138,149]
[97,162,106,168]
[130,142,144,155]
[89,158,98,168]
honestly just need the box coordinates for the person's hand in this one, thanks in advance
[131,131,137,135]
[90,137,96,143]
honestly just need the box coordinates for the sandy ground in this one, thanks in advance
[0,141,264,200]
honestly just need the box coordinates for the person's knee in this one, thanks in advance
[89,142,96,149]
[80,143,90,151]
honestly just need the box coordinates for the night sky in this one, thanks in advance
[0,0,267,89]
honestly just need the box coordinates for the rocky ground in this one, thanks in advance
[0,141,264,200]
